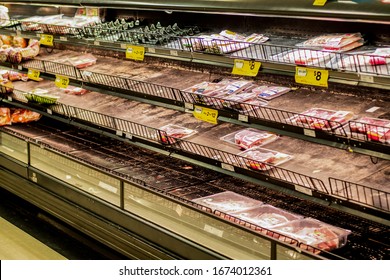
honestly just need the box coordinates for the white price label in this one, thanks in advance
[47,109,52,115]
[125,133,133,139]
[303,128,316,138]
[170,50,178,56]
[148,47,156,53]
[204,224,224,237]
[120,43,127,49]
[360,75,374,83]
[295,185,313,196]
[116,130,123,137]
[82,71,92,77]
[18,65,22,70]
[238,114,248,122]
[7,96,12,101]
[184,102,194,110]
[60,36,68,41]
[94,41,100,46]
[176,204,183,216]
[221,163,235,172]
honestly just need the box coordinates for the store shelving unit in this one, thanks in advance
[0,0,389,259]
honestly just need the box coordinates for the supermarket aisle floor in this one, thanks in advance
[0,216,66,260]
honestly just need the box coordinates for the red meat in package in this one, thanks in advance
[0,107,11,126]
[233,129,278,150]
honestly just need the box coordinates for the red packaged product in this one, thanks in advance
[0,107,11,126]
[11,108,41,123]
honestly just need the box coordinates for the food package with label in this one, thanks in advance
[270,49,335,67]
[288,108,355,131]
[192,191,263,213]
[221,128,278,150]
[23,88,60,105]
[231,205,303,229]
[66,53,97,69]
[271,218,351,251]
[238,147,293,171]
[349,116,390,144]
[159,124,197,144]
[253,85,291,100]
[296,33,364,52]
[10,108,41,123]
[0,107,11,126]
[61,85,90,95]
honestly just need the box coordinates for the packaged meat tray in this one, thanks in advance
[349,116,390,144]
[238,147,292,171]
[271,218,351,251]
[10,108,41,124]
[287,108,355,131]
[159,124,197,144]
[0,107,11,126]
[220,128,278,150]
[296,33,364,52]
[66,53,97,69]
[192,191,263,213]
[270,49,335,67]
[253,85,291,100]
[231,205,303,229]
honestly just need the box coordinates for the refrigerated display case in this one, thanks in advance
[0,0,389,260]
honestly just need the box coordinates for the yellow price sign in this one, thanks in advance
[231,59,261,77]
[193,106,218,124]
[27,69,41,81]
[55,75,70,88]
[295,66,329,87]
[40,34,54,46]
[313,0,327,6]
[126,45,145,61]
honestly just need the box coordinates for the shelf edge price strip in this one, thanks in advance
[193,105,218,124]
[231,59,261,77]
[40,34,54,46]
[126,45,145,61]
[313,0,327,6]
[27,69,41,81]
[295,66,329,88]
[55,75,70,89]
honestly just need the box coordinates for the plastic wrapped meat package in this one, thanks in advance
[296,33,364,52]
[66,53,97,69]
[220,128,279,150]
[288,108,355,131]
[270,218,351,251]
[270,49,335,67]
[349,116,390,144]
[231,205,303,229]
[159,124,197,144]
[192,191,263,213]
[252,85,291,100]
[0,107,11,126]
[238,147,293,171]
[10,108,41,124]
[188,30,268,54]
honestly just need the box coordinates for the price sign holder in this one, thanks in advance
[55,75,70,88]
[232,59,261,77]
[40,34,54,46]
[313,0,327,6]
[193,106,218,124]
[27,69,41,81]
[126,45,145,61]
[295,66,329,87]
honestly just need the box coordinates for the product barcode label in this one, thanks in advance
[303,128,316,138]
[204,224,224,237]
[238,114,249,122]
[295,185,313,196]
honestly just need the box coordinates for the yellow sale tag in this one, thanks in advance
[313,0,327,6]
[55,75,69,88]
[126,45,145,61]
[27,69,41,81]
[232,59,261,77]
[193,106,218,124]
[40,34,54,46]
[295,66,329,87]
